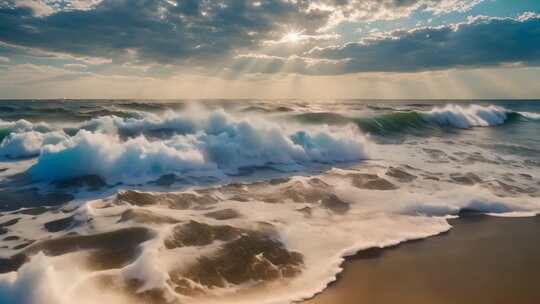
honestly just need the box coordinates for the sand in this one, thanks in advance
[304,215,540,304]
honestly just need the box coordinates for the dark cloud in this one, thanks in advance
[0,0,329,64]
[301,14,540,74]
[0,0,484,67]
[1,0,532,76]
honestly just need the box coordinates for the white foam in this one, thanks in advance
[29,111,370,183]
[81,110,196,136]
[0,131,68,159]
[0,252,140,304]
[519,111,540,120]
[424,104,509,128]
[3,155,540,304]
[1,103,539,304]
[0,119,52,133]
[30,130,213,183]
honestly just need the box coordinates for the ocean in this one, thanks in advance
[0,99,538,304]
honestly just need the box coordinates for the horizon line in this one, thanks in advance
[0,98,539,101]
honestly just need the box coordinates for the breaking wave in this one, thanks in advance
[0,131,68,159]
[80,111,196,138]
[29,111,369,183]
[519,111,540,120]
[0,119,53,143]
[424,104,512,128]
[294,104,533,136]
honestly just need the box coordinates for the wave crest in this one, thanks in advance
[0,131,68,159]
[424,104,510,128]
[0,119,53,144]
[30,111,369,183]
[81,111,195,138]
[293,104,522,137]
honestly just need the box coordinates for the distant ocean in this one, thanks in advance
[0,100,539,304]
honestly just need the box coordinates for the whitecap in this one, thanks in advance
[424,104,509,128]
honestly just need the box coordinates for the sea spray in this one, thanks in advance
[29,111,369,183]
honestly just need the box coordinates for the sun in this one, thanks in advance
[282,31,303,43]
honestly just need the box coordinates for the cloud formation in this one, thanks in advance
[0,0,485,66]
[235,12,540,74]
[313,0,484,25]
[1,0,539,84]
[317,13,540,73]
[0,0,329,65]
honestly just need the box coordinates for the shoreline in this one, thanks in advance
[303,214,540,304]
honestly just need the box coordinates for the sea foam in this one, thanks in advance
[519,111,540,120]
[424,104,509,128]
[29,111,369,183]
[0,131,68,159]
[2,168,538,304]
[0,102,539,304]
[0,119,52,134]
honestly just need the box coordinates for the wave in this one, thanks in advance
[424,104,512,128]
[519,111,540,120]
[0,120,53,143]
[291,112,351,125]
[0,131,68,159]
[293,104,530,136]
[80,110,196,138]
[1,101,539,304]
[0,101,156,126]
[354,111,438,136]
[29,111,369,183]
[1,104,536,164]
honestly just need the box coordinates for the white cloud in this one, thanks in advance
[0,63,92,86]
[424,0,484,15]
[14,0,54,16]
[63,63,87,69]
[263,31,340,45]
[315,0,485,26]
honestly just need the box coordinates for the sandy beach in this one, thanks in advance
[305,214,540,304]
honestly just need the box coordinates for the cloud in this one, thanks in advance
[289,12,540,74]
[230,53,348,75]
[0,63,92,86]
[263,31,340,45]
[0,0,330,65]
[0,0,486,68]
[63,63,87,69]
[0,0,535,82]
[10,0,55,16]
[312,0,483,27]
[1,0,104,16]
[0,40,112,66]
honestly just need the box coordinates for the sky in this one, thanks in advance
[0,0,539,99]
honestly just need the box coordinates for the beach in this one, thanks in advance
[305,215,540,304]
[1,1,539,303]
[0,100,538,304]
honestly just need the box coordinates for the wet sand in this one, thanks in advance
[304,215,540,304]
